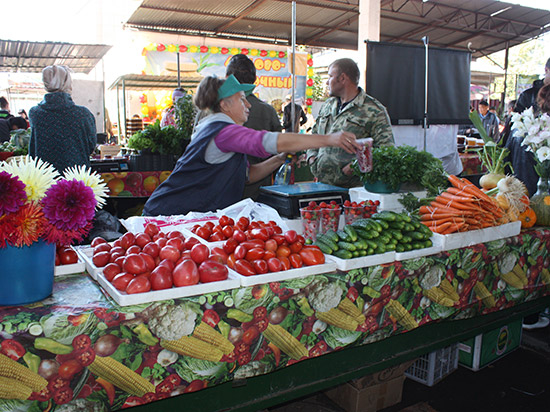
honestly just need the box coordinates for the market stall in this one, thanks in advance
[0,225,549,411]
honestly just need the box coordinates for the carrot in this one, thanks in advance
[434,196,482,212]
[429,201,465,213]
[438,191,477,203]
[420,213,461,221]
[423,221,453,234]
[422,217,456,227]
[419,205,463,215]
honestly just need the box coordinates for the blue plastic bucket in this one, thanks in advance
[0,240,55,305]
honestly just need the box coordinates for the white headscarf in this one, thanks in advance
[42,65,73,94]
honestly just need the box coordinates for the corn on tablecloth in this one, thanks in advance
[0,228,549,411]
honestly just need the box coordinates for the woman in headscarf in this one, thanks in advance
[143,75,359,216]
[28,65,96,172]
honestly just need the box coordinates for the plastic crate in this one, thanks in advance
[404,344,459,387]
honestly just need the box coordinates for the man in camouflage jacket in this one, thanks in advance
[307,58,394,188]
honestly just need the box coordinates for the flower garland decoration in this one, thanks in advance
[511,107,550,177]
[0,157,108,248]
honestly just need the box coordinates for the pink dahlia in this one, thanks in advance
[0,171,27,216]
[42,179,96,231]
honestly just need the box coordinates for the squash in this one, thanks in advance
[530,195,550,226]
[518,206,537,229]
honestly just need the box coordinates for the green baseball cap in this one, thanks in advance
[217,74,256,101]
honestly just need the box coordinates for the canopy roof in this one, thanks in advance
[108,73,203,90]
[124,0,550,58]
[0,40,112,74]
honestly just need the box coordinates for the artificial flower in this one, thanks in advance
[0,171,27,216]
[41,179,96,231]
[8,202,47,247]
[0,156,58,202]
[64,165,108,209]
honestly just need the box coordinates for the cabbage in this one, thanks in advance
[0,400,28,412]
[498,252,517,274]
[173,357,229,383]
[285,275,317,289]
[420,264,444,290]
[232,286,274,314]
[322,325,362,349]
[40,312,99,345]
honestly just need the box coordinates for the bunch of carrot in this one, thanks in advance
[418,175,504,235]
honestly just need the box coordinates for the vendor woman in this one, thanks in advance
[143,75,359,216]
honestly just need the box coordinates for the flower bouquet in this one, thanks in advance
[0,157,108,304]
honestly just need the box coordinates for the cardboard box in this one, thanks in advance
[325,376,405,412]
[458,319,522,371]
[324,362,413,412]
[99,144,121,158]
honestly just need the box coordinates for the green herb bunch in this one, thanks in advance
[127,120,189,156]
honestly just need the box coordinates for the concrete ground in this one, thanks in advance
[266,325,550,412]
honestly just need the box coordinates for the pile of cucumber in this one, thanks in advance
[315,210,433,259]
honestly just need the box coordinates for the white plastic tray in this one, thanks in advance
[235,261,337,287]
[431,221,521,251]
[73,246,103,280]
[95,269,241,306]
[54,248,86,276]
[326,251,396,271]
[395,244,442,261]
[349,187,427,212]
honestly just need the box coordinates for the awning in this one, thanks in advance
[108,74,203,91]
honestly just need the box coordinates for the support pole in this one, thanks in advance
[291,1,296,133]
[422,36,429,152]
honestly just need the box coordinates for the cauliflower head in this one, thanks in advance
[147,303,197,341]
[308,281,343,313]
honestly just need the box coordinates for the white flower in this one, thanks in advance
[63,165,108,209]
[0,156,59,202]
[536,146,550,162]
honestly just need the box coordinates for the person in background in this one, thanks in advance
[477,100,500,141]
[225,54,282,200]
[306,58,394,188]
[29,65,96,172]
[18,109,30,128]
[143,75,359,217]
[515,57,550,114]
[0,97,12,119]
[0,116,28,143]
[282,95,307,133]
[160,87,186,128]
[499,99,517,145]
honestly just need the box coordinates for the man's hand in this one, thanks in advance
[328,131,361,153]
[342,162,353,176]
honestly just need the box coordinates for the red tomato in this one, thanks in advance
[167,230,184,239]
[195,226,211,240]
[112,239,121,247]
[111,272,134,290]
[91,237,107,247]
[103,263,122,281]
[252,259,269,274]
[210,247,228,264]
[276,245,291,258]
[135,233,152,248]
[126,275,151,294]
[265,239,277,252]
[183,236,200,250]
[237,216,250,231]
[142,242,160,258]
[267,257,282,272]
[218,215,231,226]
[156,238,168,248]
[198,259,229,283]
[159,245,180,263]
[234,245,247,260]
[296,235,306,244]
[173,259,200,286]
[123,254,147,275]
[167,237,185,252]
[250,228,269,241]
[289,241,303,254]
[190,244,210,264]
[92,251,110,268]
[279,256,291,271]
[202,309,220,327]
[0,339,25,360]
[58,359,82,380]
[55,253,60,266]
[114,256,125,268]
[203,221,215,231]
[158,258,175,272]
[299,247,325,266]
[227,253,236,269]
[120,232,136,250]
[284,230,298,244]
[223,238,238,254]
[222,225,234,238]
[272,234,286,245]
[234,259,256,276]
[212,224,224,234]
[249,221,260,230]
[246,248,265,262]
[139,252,156,272]
[263,250,276,260]
[126,245,141,255]
[110,246,125,256]
[232,229,247,243]
[184,379,207,393]
[289,253,303,268]
[59,249,78,265]
[242,326,260,344]
[210,232,225,242]
[93,243,111,254]
[109,252,124,264]
[240,239,265,250]
[273,225,283,234]
[144,223,160,237]
[150,266,173,290]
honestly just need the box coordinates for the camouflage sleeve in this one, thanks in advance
[306,117,321,161]
[371,106,395,147]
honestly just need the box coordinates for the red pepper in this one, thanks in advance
[96,377,115,405]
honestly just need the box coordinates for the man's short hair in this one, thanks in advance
[329,58,360,85]
[0,97,8,110]
[546,57,550,70]
[479,100,489,107]
[226,54,256,84]
[8,116,28,130]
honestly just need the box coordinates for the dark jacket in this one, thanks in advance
[505,130,538,197]
[0,118,10,143]
[282,102,307,133]
[28,92,96,172]
[515,79,544,114]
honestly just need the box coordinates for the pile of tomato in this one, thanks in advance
[55,245,79,266]
[90,223,229,295]
[189,215,252,242]
[213,216,326,277]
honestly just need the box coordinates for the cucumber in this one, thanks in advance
[337,241,357,252]
[336,230,351,242]
[387,229,403,241]
[396,244,405,253]
[404,243,413,251]
[424,239,433,248]
[405,231,427,241]
[375,243,386,254]
[315,241,333,254]
[324,230,340,243]
[344,225,359,242]
[378,235,391,244]
[372,211,398,221]
[351,219,371,229]
[365,239,378,250]
[403,223,416,232]
[368,219,383,232]
[334,249,353,259]
[358,249,367,256]
[401,235,412,243]
[319,236,339,251]
[355,228,371,239]
[354,239,369,250]
[385,243,396,251]
[352,250,360,257]
[388,221,405,230]
[411,241,425,250]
